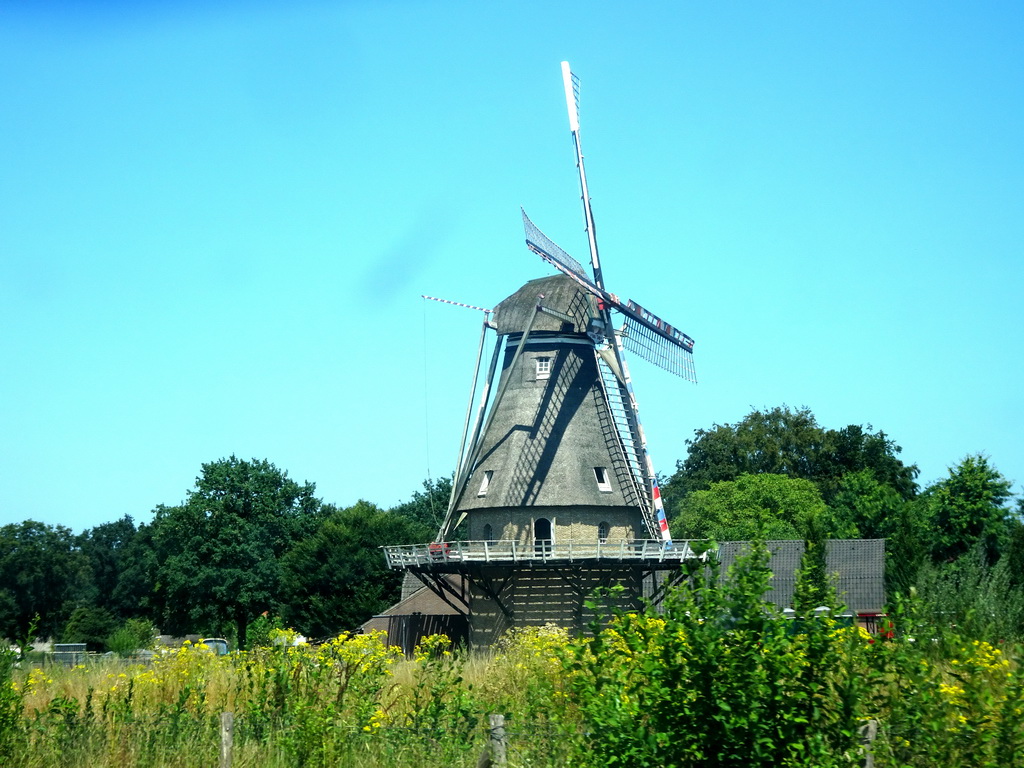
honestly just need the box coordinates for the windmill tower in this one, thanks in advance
[384,63,698,647]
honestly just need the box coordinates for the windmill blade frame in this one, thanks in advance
[523,210,697,382]
[522,209,588,278]
[620,314,697,383]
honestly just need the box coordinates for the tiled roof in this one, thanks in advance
[364,573,464,627]
[717,539,885,613]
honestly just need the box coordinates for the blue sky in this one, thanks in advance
[2,2,1022,532]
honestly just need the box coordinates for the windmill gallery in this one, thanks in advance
[369,64,884,651]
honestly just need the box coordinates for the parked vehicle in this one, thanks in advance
[199,638,229,656]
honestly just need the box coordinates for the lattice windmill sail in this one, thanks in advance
[522,210,697,382]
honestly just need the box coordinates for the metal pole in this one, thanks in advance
[859,719,878,768]
[439,316,491,542]
[444,301,548,540]
[612,332,673,544]
[447,302,542,534]
[440,334,503,541]
[562,62,672,540]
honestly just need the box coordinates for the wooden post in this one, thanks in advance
[220,711,234,768]
[859,718,877,768]
[489,713,507,767]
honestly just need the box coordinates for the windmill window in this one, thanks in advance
[594,467,612,493]
[598,522,610,544]
[477,470,494,497]
[483,524,494,543]
[535,357,551,380]
[534,517,553,556]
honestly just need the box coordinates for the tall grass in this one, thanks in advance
[4,549,1024,767]
[4,632,569,768]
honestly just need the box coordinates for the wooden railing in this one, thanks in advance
[383,539,701,568]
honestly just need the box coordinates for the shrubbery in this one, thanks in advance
[105,618,158,658]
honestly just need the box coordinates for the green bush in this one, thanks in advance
[0,646,24,761]
[554,543,1024,767]
[559,542,863,767]
[105,618,158,657]
[911,552,1024,642]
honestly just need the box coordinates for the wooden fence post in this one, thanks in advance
[220,711,234,768]
[488,713,507,767]
[859,718,877,768]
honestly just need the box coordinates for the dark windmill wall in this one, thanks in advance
[459,341,639,512]
[431,274,661,647]
[453,274,650,548]
[466,566,646,646]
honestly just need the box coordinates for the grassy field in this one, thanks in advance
[3,555,1023,767]
[2,628,572,768]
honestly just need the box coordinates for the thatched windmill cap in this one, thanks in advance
[492,274,598,336]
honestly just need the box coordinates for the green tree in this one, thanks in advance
[926,454,1013,565]
[60,605,118,652]
[110,522,159,622]
[671,473,828,541]
[882,497,931,597]
[389,476,453,532]
[663,405,918,510]
[279,501,432,637]
[1005,511,1024,589]
[665,406,824,502]
[825,468,908,539]
[818,423,918,501]
[792,514,835,613]
[0,521,86,640]
[76,516,138,621]
[150,457,323,649]
[823,468,929,594]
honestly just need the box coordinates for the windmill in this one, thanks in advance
[384,62,699,647]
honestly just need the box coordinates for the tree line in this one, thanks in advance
[662,405,1024,638]
[1,405,1021,649]
[0,458,450,650]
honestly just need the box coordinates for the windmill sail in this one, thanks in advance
[522,211,697,382]
[526,56,699,548]
[522,209,587,278]
[621,312,697,382]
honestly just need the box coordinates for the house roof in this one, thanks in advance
[717,539,886,614]
[361,572,463,630]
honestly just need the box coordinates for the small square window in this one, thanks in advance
[477,470,494,497]
[535,357,551,380]
[594,467,612,493]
